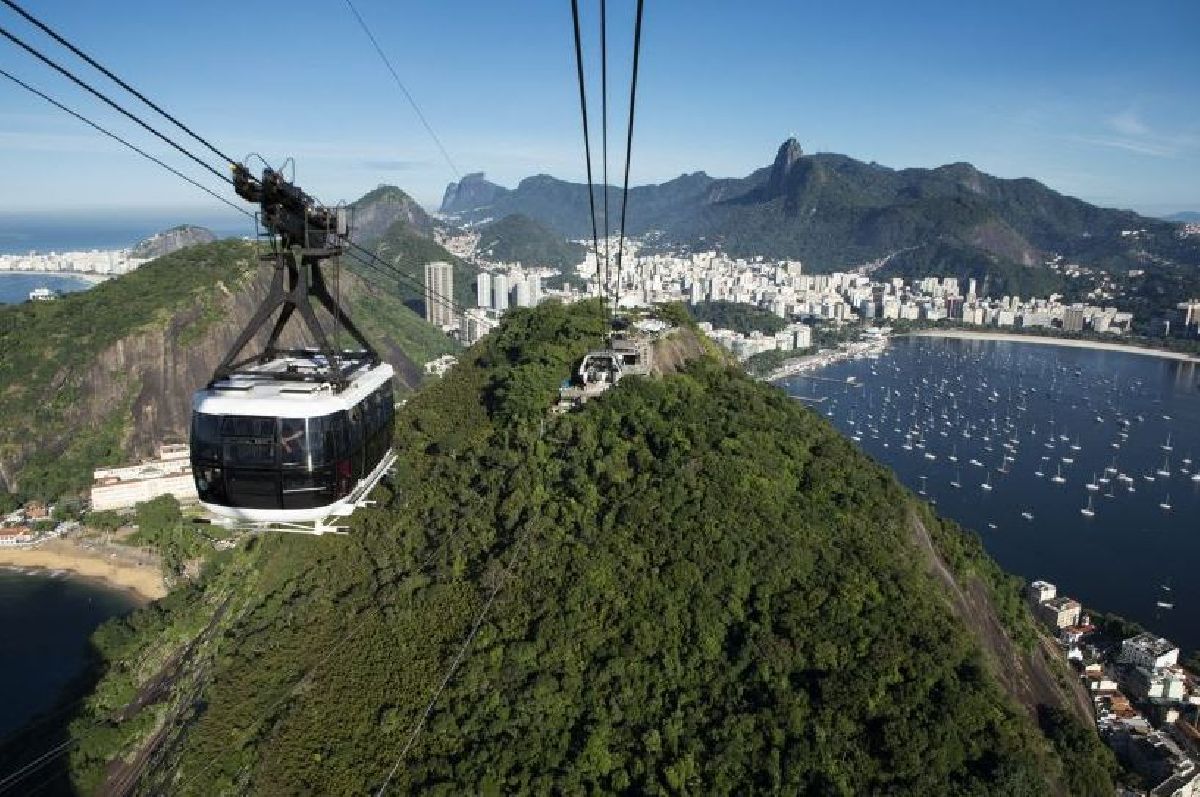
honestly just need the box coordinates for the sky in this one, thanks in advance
[0,0,1198,224]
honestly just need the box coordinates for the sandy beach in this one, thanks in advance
[907,330,1200,363]
[0,540,166,600]
[0,270,110,284]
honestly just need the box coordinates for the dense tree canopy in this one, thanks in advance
[59,301,1111,795]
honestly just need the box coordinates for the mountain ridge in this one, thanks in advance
[438,140,1200,299]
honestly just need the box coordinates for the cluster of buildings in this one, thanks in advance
[423,260,559,346]
[562,246,1139,334]
[699,321,813,361]
[1028,580,1200,795]
[0,248,147,277]
[89,444,197,511]
[0,500,77,546]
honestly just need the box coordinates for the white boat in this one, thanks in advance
[1156,601,1174,610]
[1160,494,1172,511]
[981,471,993,491]
[1086,474,1099,491]
[1021,511,1034,521]
[1080,495,1095,517]
[1051,464,1066,484]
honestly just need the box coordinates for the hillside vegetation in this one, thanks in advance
[0,237,454,502]
[475,213,585,272]
[57,301,1112,795]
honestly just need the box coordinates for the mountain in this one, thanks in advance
[40,302,1115,795]
[440,139,1200,298]
[441,171,507,214]
[474,213,585,271]
[129,224,216,259]
[349,185,436,242]
[0,238,456,502]
[1165,211,1200,223]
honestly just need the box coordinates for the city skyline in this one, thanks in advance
[0,0,1197,217]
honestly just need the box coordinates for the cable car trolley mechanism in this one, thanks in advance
[190,165,395,534]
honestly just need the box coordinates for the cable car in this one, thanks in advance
[190,165,396,533]
[191,356,395,534]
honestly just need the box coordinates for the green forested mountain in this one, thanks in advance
[475,213,585,271]
[48,301,1114,795]
[439,139,1200,298]
[0,237,455,503]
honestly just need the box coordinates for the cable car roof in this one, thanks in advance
[194,356,393,418]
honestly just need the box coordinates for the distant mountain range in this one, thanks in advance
[1165,211,1200,223]
[441,139,1200,298]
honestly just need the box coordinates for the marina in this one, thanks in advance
[781,335,1200,652]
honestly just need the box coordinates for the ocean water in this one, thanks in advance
[0,273,98,305]
[0,211,249,255]
[0,571,139,739]
[784,336,1200,652]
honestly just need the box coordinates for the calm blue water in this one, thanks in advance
[0,571,139,739]
[0,273,97,305]
[0,211,248,255]
[783,336,1200,652]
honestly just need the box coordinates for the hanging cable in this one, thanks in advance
[375,530,530,796]
[614,0,645,310]
[342,0,461,180]
[569,0,603,304]
[0,25,230,184]
[0,0,237,167]
[600,0,610,307]
[0,68,250,218]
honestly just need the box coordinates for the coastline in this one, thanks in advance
[906,329,1200,363]
[0,270,110,284]
[0,541,166,601]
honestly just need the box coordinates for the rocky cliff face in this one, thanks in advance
[440,172,505,214]
[0,261,426,494]
[130,225,217,259]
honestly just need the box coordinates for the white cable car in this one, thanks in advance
[191,355,395,534]
[189,165,398,534]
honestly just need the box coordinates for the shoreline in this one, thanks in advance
[0,270,110,284]
[905,329,1200,363]
[0,542,166,601]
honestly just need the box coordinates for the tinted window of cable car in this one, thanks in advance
[280,418,307,467]
[306,413,343,466]
[191,413,221,463]
[222,416,276,467]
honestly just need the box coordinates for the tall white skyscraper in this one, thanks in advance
[492,272,510,312]
[476,271,491,308]
[424,261,455,328]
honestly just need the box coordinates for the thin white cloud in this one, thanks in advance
[1107,109,1150,137]
[1069,134,1178,158]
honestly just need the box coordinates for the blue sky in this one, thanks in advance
[1,0,1198,222]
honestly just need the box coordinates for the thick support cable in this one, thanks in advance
[569,0,603,304]
[614,0,645,308]
[0,0,236,167]
[0,25,231,184]
[0,67,250,218]
[600,0,609,306]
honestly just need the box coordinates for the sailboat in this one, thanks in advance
[1162,433,1173,452]
[1051,464,1066,484]
[1160,494,1172,511]
[1086,474,1099,491]
[950,469,962,489]
[1156,455,1170,478]
[981,471,993,491]
[919,475,928,496]
[948,445,958,463]
[1021,510,1034,521]
[1080,495,1095,517]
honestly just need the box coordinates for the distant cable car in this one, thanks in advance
[190,165,394,533]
